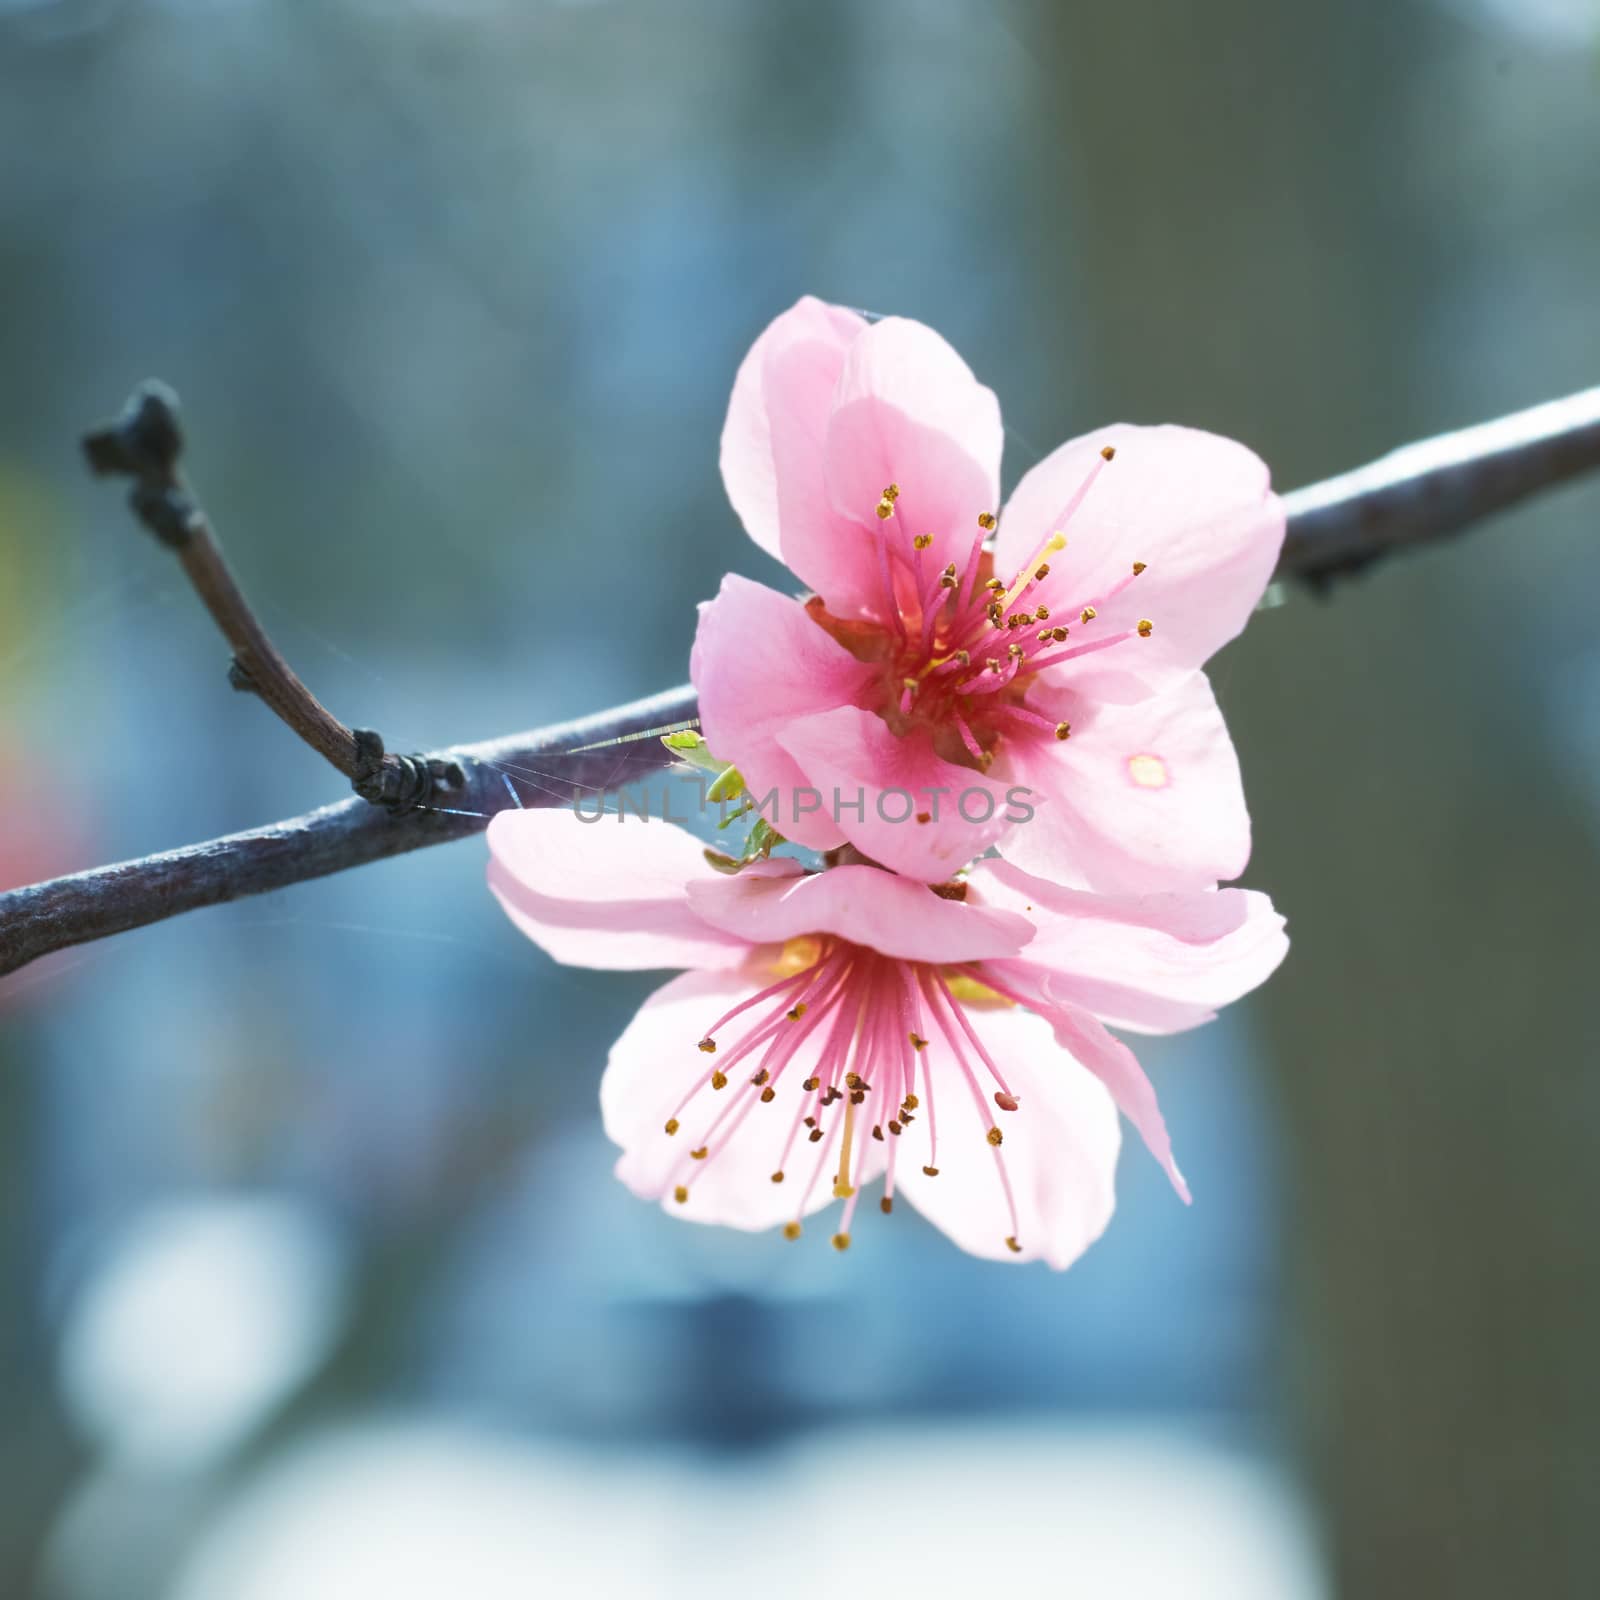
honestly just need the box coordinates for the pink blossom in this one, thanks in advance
[695,297,1285,888]
[487,810,1287,1267]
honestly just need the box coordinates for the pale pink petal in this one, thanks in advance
[486,809,750,971]
[998,670,1250,894]
[894,1002,1121,1268]
[971,858,1288,1034]
[775,704,1019,882]
[604,969,885,1230]
[720,296,867,564]
[996,424,1283,700]
[691,574,880,852]
[820,316,1003,612]
[1043,1001,1190,1203]
[687,862,1033,965]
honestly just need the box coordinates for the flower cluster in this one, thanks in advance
[489,297,1288,1269]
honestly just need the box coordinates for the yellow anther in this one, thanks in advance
[1055,721,1071,741]
[786,1002,808,1020]
[833,1181,855,1199]
[832,1232,852,1252]
[783,1221,802,1240]
[1035,605,1050,620]
[691,1146,709,1160]
[845,1072,862,1089]
[1008,642,1024,660]
[903,1094,920,1110]
[1132,561,1147,575]
[711,1071,728,1090]
[1100,445,1116,461]
[908,1033,928,1052]
[1005,1235,1022,1253]
[802,1076,820,1092]
[664,1118,680,1135]
[987,1126,1004,1147]
[698,1037,716,1054]
[1137,618,1154,637]
[985,577,1005,592]
[978,511,997,530]
[883,483,900,502]
[674,1185,689,1204]
[912,533,933,550]
[1080,606,1097,624]
[770,1170,785,1184]
[1051,626,1069,642]
[876,499,894,520]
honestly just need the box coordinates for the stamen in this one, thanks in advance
[1080,606,1097,624]
[1137,618,1154,637]
[977,511,996,530]
[832,1232,851,1251]
[698,1038,717,1054]
[664,1118,679,1135]
[1132,561,1147,575]
[1055,722,1071,741]
[783,1221,802,1240]
[995,1091,1019,1112]
[674,1185,688,1204]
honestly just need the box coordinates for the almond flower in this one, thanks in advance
[694,296,1285,887]
[487,810,1286,1267]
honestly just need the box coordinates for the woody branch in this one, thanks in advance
[1,382,1598,981]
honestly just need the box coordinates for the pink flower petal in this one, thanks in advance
[691,574,879,852]
[604,969,886,1229]
[998,670,1250,894]
[973,857,1288,1034]
[1040,1001,1191,1203]
[720,296,867,566]
[486,810,750,971]
[774,704,1019,882]
[686,862,1033,965]
[893,1001,1121,1268]
[821,316,1003,614]
[996,424,1283,700]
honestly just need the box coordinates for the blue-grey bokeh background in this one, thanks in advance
[2,2,1598,1596]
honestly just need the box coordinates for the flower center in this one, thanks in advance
[659,934,1025,1253]
[809,449,1154,772]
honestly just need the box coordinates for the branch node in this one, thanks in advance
[227,658,258,695]
[350,728,464,815]
[83,381,200,549]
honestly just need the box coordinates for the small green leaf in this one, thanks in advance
[706,764,746,804]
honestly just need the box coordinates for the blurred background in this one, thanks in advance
[2,1,1599,1595]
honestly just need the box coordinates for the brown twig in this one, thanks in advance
[4,382,1600,980]
[81,382,463,812]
